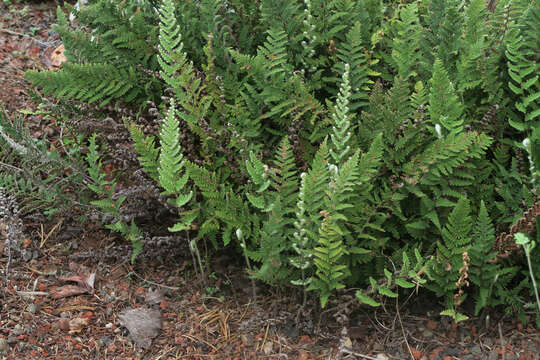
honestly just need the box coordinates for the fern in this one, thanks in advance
[86,134,143,262]
[309,215,348,308]
[127,121,160,181]
[157,99,194,231]
[329,63,353,165]
[391,3,422,81]
[427,197,473,313]
[469,200,515,315]
[505,1,540,131]
[25,63,143,106]
[328,23,375,113]
[429,59,464,135]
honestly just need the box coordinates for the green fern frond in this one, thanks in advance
[158,99,191,198]
[127,122,160,180]
[391,3,422,81]
[25,63,142,106]
[429,59,464,135]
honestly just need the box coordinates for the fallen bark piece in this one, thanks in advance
[69,317,90,334]
[118,307,162,349]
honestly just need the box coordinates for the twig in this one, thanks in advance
[498,322,506,360]
[181,334,217,351]
[124,265,180,290]
[5,237,11,287]
[0,27,26,37]
[39,219,63,248]
[15,290,49,297]
[339,348,380,360]
[396,298,415,360]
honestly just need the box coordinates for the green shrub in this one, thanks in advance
[3,0,537,322]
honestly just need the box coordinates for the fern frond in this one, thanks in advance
[429,59,464,135]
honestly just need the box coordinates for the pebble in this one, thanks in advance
[60,312,70,319]
[445,348,461,357]
[99,336,113,346]
[422,329,434,338]
[57,318,70,332]
[12,325,24,336]
[0,338,8,354]
[471,345,482,355]
[25,303,39,314]
[488,349,498,360]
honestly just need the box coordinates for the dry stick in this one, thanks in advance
[0,27,26,37]
[498,322,506,360]
[5,232,11,288]
[125,264,180,290]
[396,297,415,360]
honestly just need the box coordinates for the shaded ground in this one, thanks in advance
[0,1,539,359]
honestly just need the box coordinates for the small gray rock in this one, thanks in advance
[11,325,24,336]
[0,338,8,354]
[471,345,482,355]
[446,348,461,357]
[488,349,498,360]
[99,336,113,346]
[118,307,161,349]
[422,329,434,338]
[60,312,70,319]
[25,303,39,314]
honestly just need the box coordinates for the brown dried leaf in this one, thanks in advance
[58,272,95,291]
[118,307,162,348]
[50,285,89,299]
[42,43,66,69]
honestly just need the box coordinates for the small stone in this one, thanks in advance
[342,336,352,348]
[12,325,24,336]
[57,318,70,332]
[0,338,8,354]
[422,329,434,338]
[488,350,498,360]
[375,354,389,360]
[506,353,517,360]
[263,341,273,355]
[99,336,113,346]
[471,345,482,355]
[25,304,39,314]
[446,348,460,357]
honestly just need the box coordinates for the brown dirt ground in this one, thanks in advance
[0,1,539,359]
